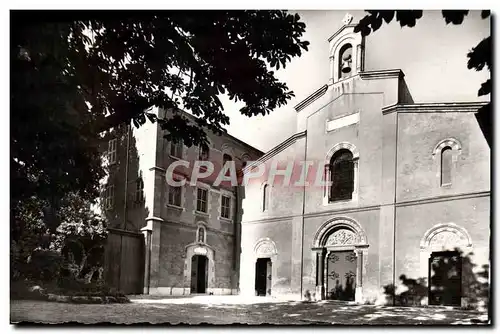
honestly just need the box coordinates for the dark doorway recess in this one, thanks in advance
[255,258,272,296]
[429,251,462,306]
[191,255,208,294]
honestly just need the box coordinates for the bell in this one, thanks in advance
[341,61,352,74]
[341,53,352,74]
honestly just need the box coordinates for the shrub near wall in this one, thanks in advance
[11,279,130,304]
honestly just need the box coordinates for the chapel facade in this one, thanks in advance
[238,16,490,307]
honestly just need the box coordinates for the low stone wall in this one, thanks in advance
[46,294,130,304]
[12,285,130,304]
[148,287,238,296]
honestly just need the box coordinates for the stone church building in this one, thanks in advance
[238,20,490,306]
[100,16,490,307]
[99,108,262,296]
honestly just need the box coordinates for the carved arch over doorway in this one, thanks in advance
[313,217,367,248]
[184,242,216,295]
[312,217,368,303]
[420,223,472,250]
[254,237,278,258]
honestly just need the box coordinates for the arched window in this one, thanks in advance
[329,149,354,201]
[197,226,206,243]
[263,184,270,212]
[338,44,353,80]
[440,146,453,186]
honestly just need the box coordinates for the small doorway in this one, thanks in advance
[429,251,462,306]
[326,251,357,301]
[255,258,272,296]
[191,255,208,294]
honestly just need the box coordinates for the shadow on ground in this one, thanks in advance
[382,248,489,309]
[11,298,489,325]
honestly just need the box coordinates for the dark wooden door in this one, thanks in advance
[104,229,144,294]
[429,251,462,306]
[265,260,272,296]
[255,258,269,296]
[196,255,207,294]
[326,251,357,301]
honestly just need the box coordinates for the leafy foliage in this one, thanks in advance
[11,192,108,284]
[12,11,309,150]
[11,10,309,221]
[354,10,491,147]
[11,11,309,284]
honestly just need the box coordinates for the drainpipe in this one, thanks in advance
[392,113,399,306]
[300,125,309,300]
[123,123,131,230]
[233,183,239,294]
[118,123,131,291]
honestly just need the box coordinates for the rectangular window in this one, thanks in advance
[170,141,183,159]
[196,188,208,213]
[263,184,269,211]
[103,184,115,210]
[135,178,144,203]
[223,154,233,176]
[168,186,182,207]
[198,145,209,161]
[107,138,117,164]
[221,195,231,219]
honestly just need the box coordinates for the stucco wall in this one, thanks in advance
[240,220,297,297]
[397,111,490,202]
[305,92,385,214]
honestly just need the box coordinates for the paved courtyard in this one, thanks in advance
[11,296,489,325]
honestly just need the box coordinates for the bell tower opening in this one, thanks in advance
[338,44,353,80]
[328,13,365,85]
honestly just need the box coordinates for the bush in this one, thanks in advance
[25,249,64,282]
[55,277,125,297]
[11,277,128,303]
[10,280,47,300]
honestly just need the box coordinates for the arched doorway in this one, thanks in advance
[420,223,473,306]
[191,254,208,294]
[312,218,368,302]
[253,238,278,297]
[428,251,462,306]
[325,250,357,301]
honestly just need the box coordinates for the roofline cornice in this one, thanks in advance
[243,131,307,172]
[382,101,490,115]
